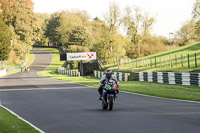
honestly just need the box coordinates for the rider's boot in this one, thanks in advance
[99,95,102,100]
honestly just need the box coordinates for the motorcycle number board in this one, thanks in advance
[66,52,96,61]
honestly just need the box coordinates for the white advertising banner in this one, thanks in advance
[67,52,96,61]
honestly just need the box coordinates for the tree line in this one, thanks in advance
[1,0,200,69]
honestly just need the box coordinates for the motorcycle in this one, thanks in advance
[101,80,118,111]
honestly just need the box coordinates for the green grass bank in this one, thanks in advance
[106,42,200,73]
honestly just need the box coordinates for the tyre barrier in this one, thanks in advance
[57,67,80,76]
[94,70,130,81]
[135,72,200,86]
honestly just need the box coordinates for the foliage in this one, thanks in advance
[192,0,200,20]
[45,12,61,44]
[0,0,41,59]
[69,26,90,46]
[0,14,11,60]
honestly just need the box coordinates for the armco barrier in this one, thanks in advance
[7,57,28,71]
[135,72,200,86]
[94,70,130,81]
[57,67,79,76]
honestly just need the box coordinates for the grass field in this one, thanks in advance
[37,47,200,102]
[106,42,200,73]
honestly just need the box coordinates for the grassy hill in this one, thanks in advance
[106,42,200,73]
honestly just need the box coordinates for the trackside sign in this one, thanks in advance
[67,52,97,61]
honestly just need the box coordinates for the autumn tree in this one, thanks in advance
[0,0,41,59]
[0,14,12,60]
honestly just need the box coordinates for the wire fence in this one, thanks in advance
[104,53,200,69]
[0,61,7,70]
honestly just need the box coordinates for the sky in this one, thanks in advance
[32,0,195,37]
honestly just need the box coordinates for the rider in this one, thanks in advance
[98,69,119,100]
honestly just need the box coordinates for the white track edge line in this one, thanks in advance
[0,103,45,133]
[120,91,200,104]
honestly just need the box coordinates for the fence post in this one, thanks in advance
[170,56,172,68]
[160,57,161,68]
[188,54,190,68]
[175,55,177,68]
[181,54,183,68]
[143,58,144,67]
[155,57,156,68]
[136,59,137,68]
[195,53,197,68]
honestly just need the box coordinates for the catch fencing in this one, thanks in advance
[134,72,200,86]
[57,67,80,76]
[104,53,200,69]
[94,70,130,81]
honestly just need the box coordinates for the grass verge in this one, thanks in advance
[37,47,200,102]
[0,106,39,133]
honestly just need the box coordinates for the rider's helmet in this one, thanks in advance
[105,69,112,79]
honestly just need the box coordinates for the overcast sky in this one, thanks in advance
[32,0,195,37]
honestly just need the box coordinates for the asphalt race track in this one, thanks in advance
[0,49,200,133]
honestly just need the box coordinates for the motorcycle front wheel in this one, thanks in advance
[107,96,113,111]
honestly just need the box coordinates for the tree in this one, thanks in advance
[1,0,41,59]
[69,26,90,46]
[56,11,83,45]
[104,2,124,53]
[0,14,11,60]
[45,12,61,45]
[176,21,196,46]
[124,6,155,44]
[192,0,200,20]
